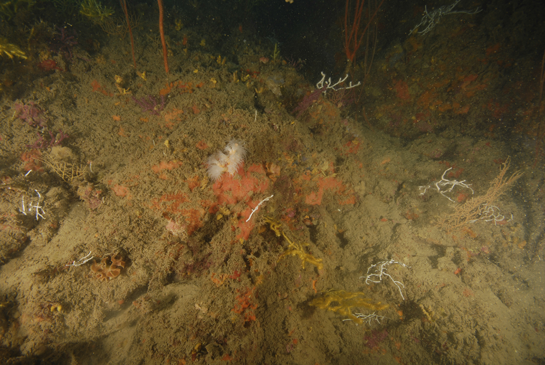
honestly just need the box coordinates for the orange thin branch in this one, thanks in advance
[157,0,169,74]
[120,0,136,69]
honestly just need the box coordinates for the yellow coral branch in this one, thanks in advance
[279,232,323,270]
[310,290,389,324]
[264,216,323,270]
[80,0,113,24]
[0,0,35,20]
[0,37,27,59]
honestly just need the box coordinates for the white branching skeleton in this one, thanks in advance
[246,194,274,222]
[20,189,46,221]
[469,203,513,225]
[316,72,361,95]
[419,167,474,203]
[361,259,409,300]
[409,0,481,35]
[66,251,94,267]
[343,312,387,325]
[420,167,514,225]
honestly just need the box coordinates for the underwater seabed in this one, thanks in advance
[0,21,545,365]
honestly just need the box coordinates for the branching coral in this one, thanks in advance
[437,157,522,232]
[43,155,86,182]
[310,290,389,324]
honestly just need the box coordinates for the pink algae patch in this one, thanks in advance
[237,204,257,240]
[455,105,470,114]
[152,160,183,173]
[196,140,208,150]
[305,176,355,206]
[318,176,344,190]
[394,80,410,101]
[305,191,322,205]
[152,160,183,180]
[149,193,189,214]
[212,164,270,206]
[186,175,200,191]
[148,192,206,236]
[343,139,361,155]
[165,219,186,236]
[112,184,130,198]
[180,208,205,236]
[211,163,271,240]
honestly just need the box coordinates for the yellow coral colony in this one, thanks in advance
[0,0,36,21]
[175,19,183,31]
[80,0,114,24]
[0,38,27,59]
[310,290,389,324]
[264,217,323,270]
[271,43,280,62]
[264,216,282,236]
[279,236,323,270]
